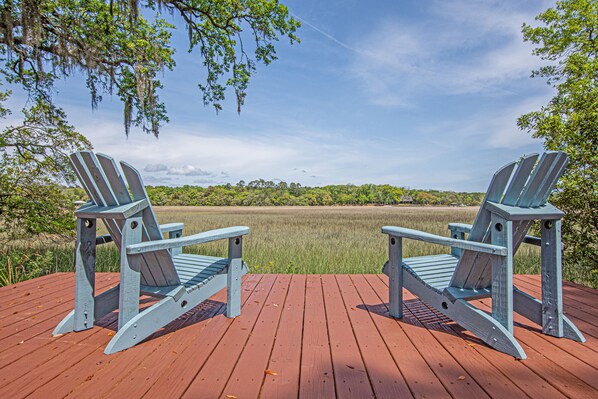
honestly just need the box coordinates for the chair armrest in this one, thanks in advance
[126,226,250,254]
[523,235,542,246]
[159,223,185,234]
[448,223,472,234]
[74,199,149,220]
[382,226,507,256]
[95,234,113,245]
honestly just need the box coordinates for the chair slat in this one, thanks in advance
[450,161,516,289]
[502,154,539,206]
[70,152,123,249]
[97,154,164,287]
[518,152,559,208]
[470,154,540,288]
[120,161,180,286]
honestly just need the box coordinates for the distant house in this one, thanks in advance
[400,195,413,204]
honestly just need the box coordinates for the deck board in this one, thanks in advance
[0,273,596,399]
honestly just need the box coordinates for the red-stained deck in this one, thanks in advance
[0,273,597,399]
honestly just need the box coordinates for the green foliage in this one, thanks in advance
[0,244,121,286]
[0,0,300,135]
[519,0,598,284]
[0,97,92,241]
[141,180,485,207]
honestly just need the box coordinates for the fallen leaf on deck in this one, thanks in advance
[18,340,25,345]
[265,369,279,376]
[346,365,355,369]
[107,332,115,336]
[24,292,31,296]
[31,316,37,319]
[467,343,476,347]
[226,395,238,398]
[272,304,279,307]
[458,376,465,380]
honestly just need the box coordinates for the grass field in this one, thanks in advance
[1,206,549,285]
[156,205,543,275]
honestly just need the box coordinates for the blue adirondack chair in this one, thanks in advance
[53,151,249,354]
[382,152,585,358]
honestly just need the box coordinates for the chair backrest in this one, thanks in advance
[450,152,568,290]
[70,151,180,287]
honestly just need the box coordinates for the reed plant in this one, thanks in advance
[4,206,586,287]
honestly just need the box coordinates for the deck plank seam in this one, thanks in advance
[510,281,598,365]
[376,273,565,399]
[333,275,380,398]
[349,274,416,399]
[1,316,119,397]
[215,275,289,399]
[372,274,496,399]
[0,273,73,299]
[253,274,294,398]
[515,278,598,323]
[153,274,265,399]
[365,274,454,398]
[514,277,598,341]
[257,273,307,399]
[399,293,501,399]
[472,296,596,398]
[402,284,566,399]
[0,277,117,368]
[101,298,230,398]
[179,274,276,398]
[138,274,265,399]
[0,277,115,332]
[318,275,339,399]
[0,276,77,310]
[296,274,308,399]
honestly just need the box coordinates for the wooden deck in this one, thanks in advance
[0,273,597,398]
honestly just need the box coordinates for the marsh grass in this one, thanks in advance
[158,206,543,275]
[0,206,553,285]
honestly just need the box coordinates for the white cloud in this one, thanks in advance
[348,1,548,106]
[143,163,168,172]
[167,165,213,176]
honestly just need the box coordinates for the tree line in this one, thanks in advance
[141,180,485,207]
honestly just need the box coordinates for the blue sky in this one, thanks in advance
[4,0,556,191]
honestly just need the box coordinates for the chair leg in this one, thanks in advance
[93,285,120,321]
[118,214,143,330]
[452,298,527,359]
[226,236,243,318]
[514,287,585,342]
[388,236,403,318]
[491,215,514,334]
[402,271,526,358]
[541,219,564,337]
[73,217,97,331]
[105,274,227,354]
